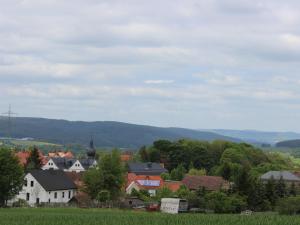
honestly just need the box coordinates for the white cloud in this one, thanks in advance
[0,0,300,131]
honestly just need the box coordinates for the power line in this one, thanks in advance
[2,104,17,138]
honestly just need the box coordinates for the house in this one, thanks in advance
[261,171,300,186]
[126,173,164,196]
[182,175,230,191]
[42,138,97,172]
[15,170,77,206]
[128,162,167,175]
[42,158,97,173]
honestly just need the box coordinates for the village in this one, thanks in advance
[1,137,299,215]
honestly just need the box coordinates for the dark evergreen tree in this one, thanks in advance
[289,182,297,196]
[275,176,287,198]
[265,177,278,209]
[26,146,42,171]
[220,161,232,181]
[235,166,252,195]
[138,146,149,162]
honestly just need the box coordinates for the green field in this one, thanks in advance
[1,208,300,225]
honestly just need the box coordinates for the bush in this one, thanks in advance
[277,196,300,215]
[12,199,29,208]
[206,191,247,213]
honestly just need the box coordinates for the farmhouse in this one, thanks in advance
[182,175,230,191]
[126,173,164,196]
[128,162,167,175]
[15,170,77,206]
[261,171,300,186]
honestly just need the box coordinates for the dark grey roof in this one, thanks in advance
[51,158,76,170]
[128,162,167,175]
[261,171,300,182]
[30,170,77,191]
[79,158,96,170]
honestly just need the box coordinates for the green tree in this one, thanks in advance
[188,168,206,176]
[26,146,42,171]
[139,146,148,162]
[289,182,297,196]
[235,166,252,195]
[0,148,24,207]
[275,176,287,198]
[265,177,278,209]
[170,164,186,181]
[84,149,124,200]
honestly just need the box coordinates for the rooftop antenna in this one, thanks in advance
[2,104,17,138]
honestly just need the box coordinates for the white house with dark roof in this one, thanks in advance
[14,170,77,206]
[260,171,300,188]
[42,138,97,172]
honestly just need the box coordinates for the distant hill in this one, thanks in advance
[0,117,239,149]
[205,129,300,145]
[276,139,300,148]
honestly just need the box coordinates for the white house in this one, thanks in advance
[42,158,97,173]
[15,170,77,206]
[42,138,97,173]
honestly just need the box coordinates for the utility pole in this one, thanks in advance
[2,104,17,138]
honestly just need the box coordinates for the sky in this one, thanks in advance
[0,0,300,131]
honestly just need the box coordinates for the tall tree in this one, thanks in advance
[275,176,287,198]
[289,182,297,196]
[84,149,124,201]
[0,148,24,207]
[265,177,278,209]
[26,146,42,171]
[170,164,186,181]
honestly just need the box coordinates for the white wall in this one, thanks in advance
[42,159,59,170]
[15,173,76,206]
[67,160,85,173]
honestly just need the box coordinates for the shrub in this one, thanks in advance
[277,196,300,215]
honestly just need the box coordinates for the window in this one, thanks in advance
[48,199,50,203]
[24,179,28,187]
[54,192,57,199]
[30,181,34,187]
[26,193,30,201]
[62,192,65,198]
[36,198,40,204]
[68,191,71,199]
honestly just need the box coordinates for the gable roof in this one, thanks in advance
[128,162,167,175]
[182,175,230,191]
[50,157,76,170]
[261,171,300,182]
[29,170,77,191]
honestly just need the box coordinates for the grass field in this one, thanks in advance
[1,208,300,225]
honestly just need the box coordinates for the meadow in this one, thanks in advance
[1,208,300,225]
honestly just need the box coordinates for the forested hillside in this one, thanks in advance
[0,117,239,149]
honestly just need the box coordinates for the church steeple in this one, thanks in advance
[86,136,96,158]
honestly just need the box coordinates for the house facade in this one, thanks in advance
[15,170,77,206]
[261,171,300,187]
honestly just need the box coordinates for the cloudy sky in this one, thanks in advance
[1,0,300,131]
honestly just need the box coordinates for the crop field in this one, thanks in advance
[0,208,300,225]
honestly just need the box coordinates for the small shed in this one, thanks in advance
[160,198,188,214]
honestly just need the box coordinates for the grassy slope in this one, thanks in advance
[1,208,300,225]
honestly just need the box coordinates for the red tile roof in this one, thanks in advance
[164,181,183,192]
[182,175,230,191]
[16,150,47,166]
